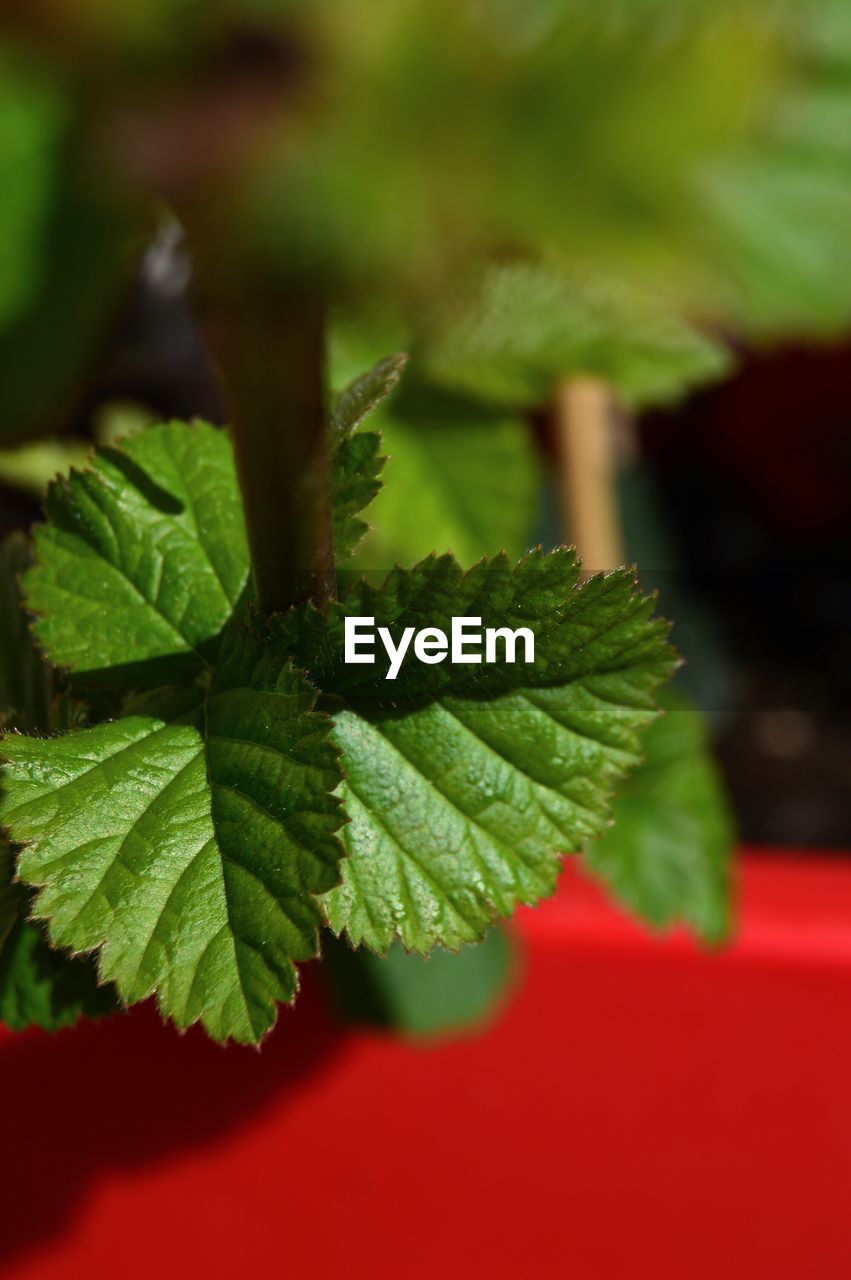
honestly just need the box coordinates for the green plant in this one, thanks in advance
[1,387,680,1043]
[5,0,848,1045]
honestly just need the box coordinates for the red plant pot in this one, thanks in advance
[2,850,850,1280]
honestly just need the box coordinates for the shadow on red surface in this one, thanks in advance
[2,852,851,1280]
[0,977,344,1269]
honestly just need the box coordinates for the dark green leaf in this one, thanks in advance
[0,532,52,734]
[322,924,515,1038]
[0,843,15,953]
[279,549,673,708]
[0,908,117,1034]
[0,841,117,1034]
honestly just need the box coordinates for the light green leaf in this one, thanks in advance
[354,385,540,567]
[699,152,851,336]
[330,331,540,568]
[582,691,734,943]
[0,438,93,500]
[276,552,676,953]
[331,353,407,561]
[419,260,731,411]
[325,678,664,953]
[24,421,251,687]
[1,624,345,1043]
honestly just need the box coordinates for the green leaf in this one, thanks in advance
[582,691,734,943]
[420,261,731,412]
[332,352,408,441]
[0,840,117,1034]
[0,531,115,1032]
[330,331,539,568]
[699,150,851,336]
[331,353,407,561]
[24,421,251,688]
[1,623,345,1043]
[280,549,673,707]
[0,532,52,735]
[0,907,117,1034]
[0,438,93,499]
[0,844,16,953]
[322,924,515,1038]
[323,682,661,953]
[276,552,676,953]
[12,417,677,1012]
[24,366,405,685]
[0,55,66,334]
[353,383,540,567]
[0,138,140,445]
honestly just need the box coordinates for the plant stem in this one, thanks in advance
[205,275,335,615]
[85,14,330,615]
[553,377,624,573]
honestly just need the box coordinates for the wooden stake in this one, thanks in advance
[554,376,624,573]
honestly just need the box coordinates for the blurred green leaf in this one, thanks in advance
[0,845,15,954]
[0,53,66,332]
[355,384,540,568]
[322,925,515,1038]
[0,533,52,736]
[699,152,851,337]
[0,153,141,444]
[420,261,731,412]
[92,399,157,446]
[241,0,851,344]
[8,2,851,352]
[0,904,117,1034]
[582,691,734,944]
[0,438,92,499]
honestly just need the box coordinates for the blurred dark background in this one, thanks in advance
[642,342,851,847]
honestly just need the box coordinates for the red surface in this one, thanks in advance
[3,851,851,1280]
